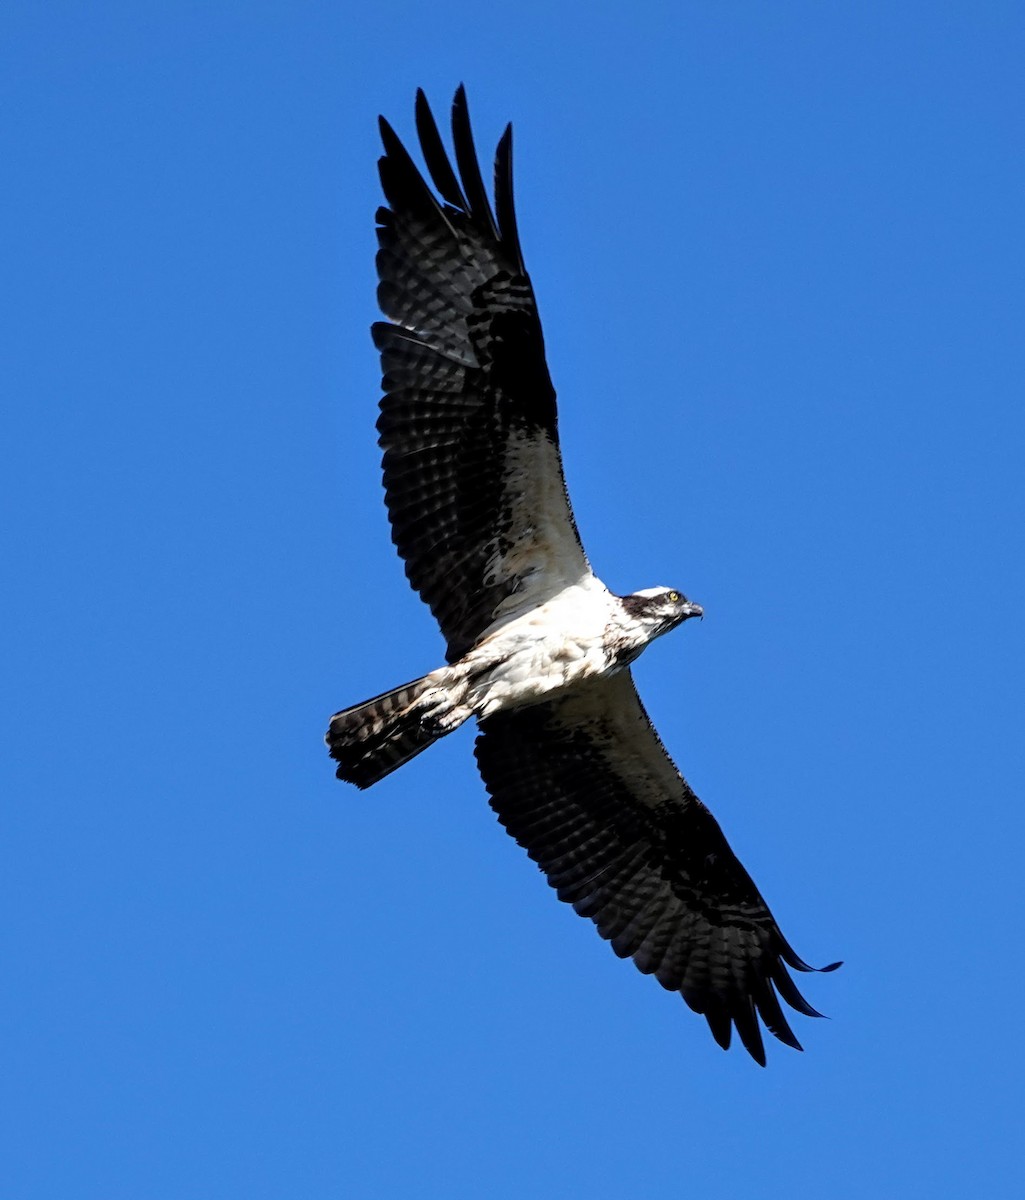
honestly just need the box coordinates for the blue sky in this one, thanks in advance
[3,2,1023,1196]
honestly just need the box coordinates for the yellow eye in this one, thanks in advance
[667,590,681,603]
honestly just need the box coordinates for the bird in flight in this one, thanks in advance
[327,87,838,1065]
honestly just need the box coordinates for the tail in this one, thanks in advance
[326,675,453,788]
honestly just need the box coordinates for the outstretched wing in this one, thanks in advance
[475,673,839,1065]
[374,88,590,663]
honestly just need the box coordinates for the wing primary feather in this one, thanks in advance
[377,117,460,242]
[451,85,500,241]
[776,930,843,974]
[770,961,828,1019]
[377,116,429,208]
[414,89,469,211]
[752,976,804,1052]
[705,1007,733,1052]
[494,124,526,275]
[785,953,843,973]
[731,997,767,1067]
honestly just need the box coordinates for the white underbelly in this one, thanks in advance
[461,578,617,717]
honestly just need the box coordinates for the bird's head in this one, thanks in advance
[621,587,704,637]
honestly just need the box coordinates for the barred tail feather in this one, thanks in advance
[327,676,446,789]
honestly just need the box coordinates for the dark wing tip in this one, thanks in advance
[449,85,499,240]
[771,959,832,1020]
[705,1007,733,1053]
[385,87,526,272]
[778,931,844,976]
[377,113,398,148]
[414,88,468,211]
[494,122,525,274]
[731,999,767,1067]
[692,934,838,1062]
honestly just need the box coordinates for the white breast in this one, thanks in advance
[465,573,618,718]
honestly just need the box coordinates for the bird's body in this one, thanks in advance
[330,576,699,785]
[427,574,646,721]
[327,88,838,1065]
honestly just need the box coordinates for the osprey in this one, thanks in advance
[327,88,838,1065]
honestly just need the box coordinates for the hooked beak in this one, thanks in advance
[680,601,704,621]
